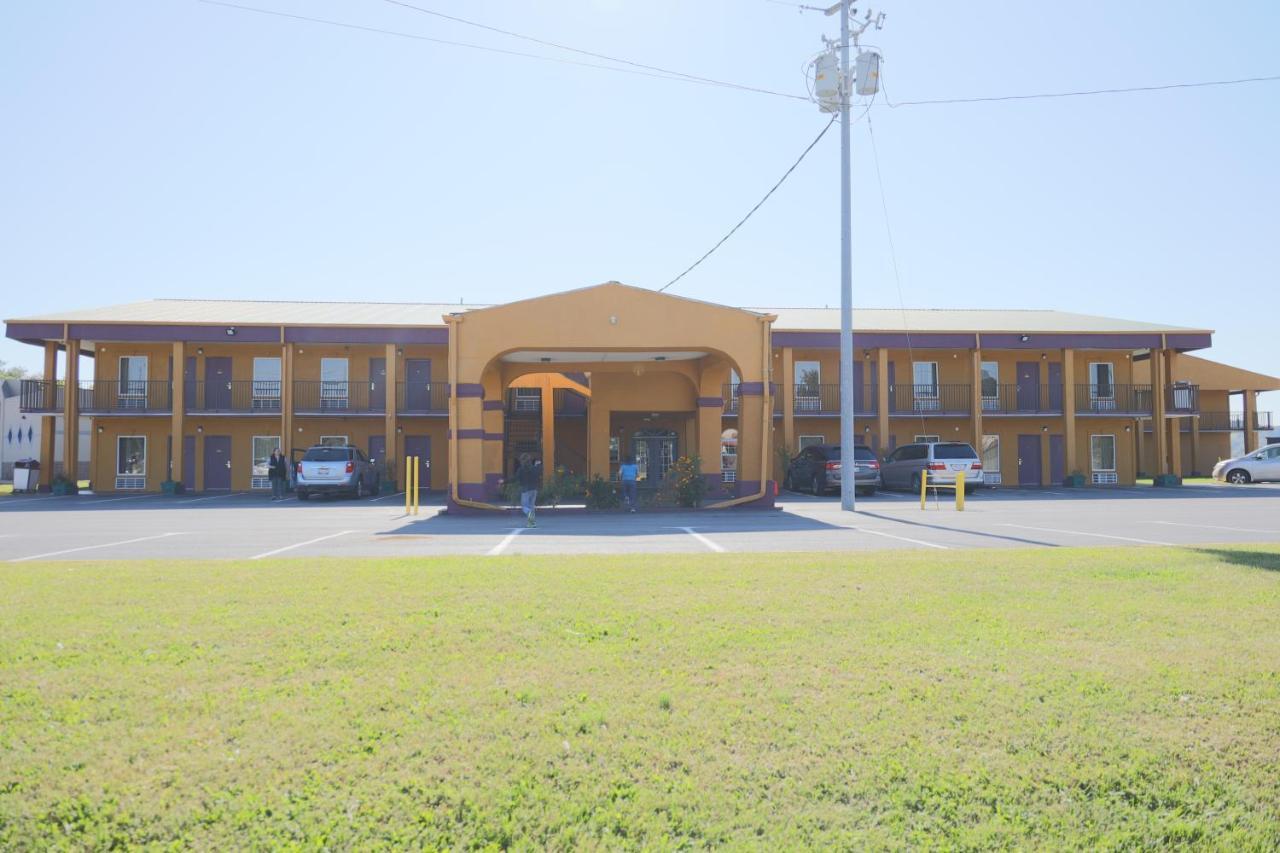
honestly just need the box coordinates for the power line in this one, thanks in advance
[198,0,806,99]
[882,73,1280,107]
[380,0,810,102]
[660,113,843,293]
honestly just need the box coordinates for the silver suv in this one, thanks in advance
[881,441,984,493]
[295,445,379,500]
[1212,444,1280,484]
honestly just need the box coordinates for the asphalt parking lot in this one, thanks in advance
[2,483,1279,561]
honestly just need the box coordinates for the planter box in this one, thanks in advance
[161,480,185,496]
[51,481,78,496]
[1152,473,1183,487]
[379,479,398,495]
[1061,474,1086,488]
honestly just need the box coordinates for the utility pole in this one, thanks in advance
[837,0,855,512]
[812,4,883,512]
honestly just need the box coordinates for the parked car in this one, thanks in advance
[880,442,984,493]
[295,445,379,500]
[783,444,881,496]
[1212,445,1280,484]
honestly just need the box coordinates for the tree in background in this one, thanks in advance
[0,360,36,380]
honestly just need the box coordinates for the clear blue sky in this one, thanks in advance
[3,0,1277,413]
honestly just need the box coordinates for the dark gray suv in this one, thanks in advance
[784,444,881,496]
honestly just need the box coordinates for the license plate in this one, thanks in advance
[949,463,965,470]
[318,467,330,475]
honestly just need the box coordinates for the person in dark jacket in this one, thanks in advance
[268,447,289,501]
[516,453,542,527]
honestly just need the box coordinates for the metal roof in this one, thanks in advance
[6,298,1209,335]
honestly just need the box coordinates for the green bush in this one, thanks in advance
[584,475,620,510]
[668,455,707,508]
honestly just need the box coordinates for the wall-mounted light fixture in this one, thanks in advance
[1041,425,1049,432]
[297,427,303,433]
[396,348,404,356]
[396,426,403,433]
[225,327,236,337]
[609,315,618,325]
[1124,425,1132,433]
[196,425,203,433]
[1041,353,1047,360]
[863,425,871,433]
[96,426,104,434]
[196,347,204,356]
[1020,335,1030,342]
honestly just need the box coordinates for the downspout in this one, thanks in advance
[708,314,776,509]
[446,313,502,511]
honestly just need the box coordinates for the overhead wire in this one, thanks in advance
[198,0,809,99]
[881,72,1280,107]
[379,0,810,101]
[660,107,860,293]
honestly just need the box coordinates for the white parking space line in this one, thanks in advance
[77,495,154,505]
[1146,520,1280,534]
[249,530,354,560]
[852,527,950,549]
[675,527,726,553]
[487,528,526,556]
[998,524,1174,546]
[179,493,242,503]
[0,495,66,509]
[9,532,188,563]
[369,492,405,502]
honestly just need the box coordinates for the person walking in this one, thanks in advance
[268,447,288,501]
[619,455,639,512]
[516,453,542,527]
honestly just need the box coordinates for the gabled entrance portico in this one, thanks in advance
[444,282,775,511]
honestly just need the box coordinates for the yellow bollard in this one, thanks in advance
[413,456,420,515]
[405,457,412,515]
[920,470,928,509]
[956,472,965,511]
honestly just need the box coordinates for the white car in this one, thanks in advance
[1212,445,1280,484]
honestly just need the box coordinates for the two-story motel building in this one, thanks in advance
[6,283,1276,507]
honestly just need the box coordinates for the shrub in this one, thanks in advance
[668,455,707,508]
[585,475,620,510]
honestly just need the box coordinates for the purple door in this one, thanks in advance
[182,435,196,490]
[1049,434,1065,484]
[404,435,431,490]
[1047,362,1063,410]
[184,356,197,409]
[204,357,232,410]
[368,435,386,470]
[203,435,232,490]
[852,360,864,413]
[405,359,432,411]
[887,361,897,412]
[1017,434,1042,487]
[1015,362,1040,412]
[369,358,386,411]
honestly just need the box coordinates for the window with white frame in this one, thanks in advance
[116,435,146,489]
[720,428,738,483]
[980,361,999,410]
[981,435,1001,484]
[914,434,940,443]
[119,356,148,403]
[797,434,825,450]
[251,436,280,489]
[912,361,939,410]
[320,358,349,408]
[1089,362,1114,398]
[253,358,282,408]
[320,435,348,447]
[794,361,821,411]
[512,387,541,412]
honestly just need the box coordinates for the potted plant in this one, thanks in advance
[585,475,620,510]
[51,474,79,496]
[1062,470,1086,488]
[161,479,185,495]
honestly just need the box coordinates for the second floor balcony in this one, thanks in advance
[981,384,1064,415]
[185,380,282,414]
[890,384,971,416]
[1073,384,1153,416]
[791,384,877,416]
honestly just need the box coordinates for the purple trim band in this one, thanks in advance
[4,322,63,342]
[980,333,1162,350]
[697,396,724,408]
[483,432,504,441]
[285,326,448,345]
[482,399,505,411]
[735,480,762,498]
[454,383,484,398]
[773,331,978,349]
[456,428,485,440]
[69,323,280,343]
[738,382,765,396]
[1164,333,1213,352]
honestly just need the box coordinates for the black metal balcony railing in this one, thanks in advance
[396,382,449,414]
[293,380,385,414]
[792,384,877,416]
[77,381,173,414]
[185,380,281,414]
[891,384,971,415]
[19,379,62,413]
[1194,411,1274,432]
[722,384,784,416]
[981,383,1063,415]
[1074,384,1153,415]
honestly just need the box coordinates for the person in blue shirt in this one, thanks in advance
[618,456,639,513]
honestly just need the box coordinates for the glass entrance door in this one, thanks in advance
[632,430,677,487]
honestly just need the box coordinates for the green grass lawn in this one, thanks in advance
[2,548,1279,848]
[1135,476,1217,486]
